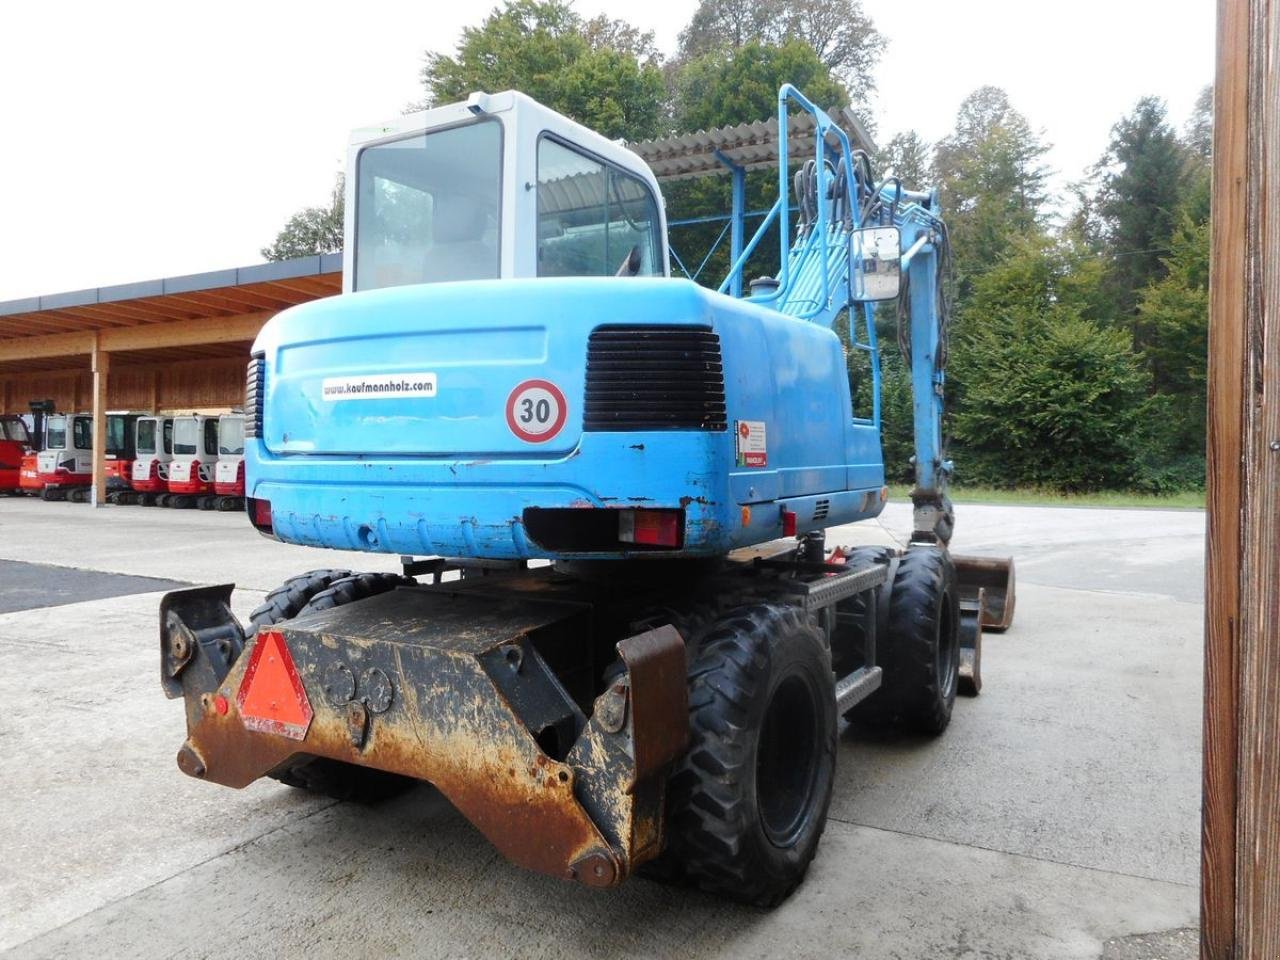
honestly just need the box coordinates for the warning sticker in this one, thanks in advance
[735,420,767,467]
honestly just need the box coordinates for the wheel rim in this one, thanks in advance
[936,589,958,698]
[756,674,822,847]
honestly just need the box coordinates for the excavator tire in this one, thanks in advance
[660,603,836,907]
[847,545,960,735]
[300,572,417,613]
[247,568,354,630]
[251,570,418,803]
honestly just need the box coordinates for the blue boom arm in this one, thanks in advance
[716,86,955,544]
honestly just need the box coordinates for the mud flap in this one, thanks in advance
[160,584,245,701]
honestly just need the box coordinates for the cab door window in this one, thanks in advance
[537,138,660,277]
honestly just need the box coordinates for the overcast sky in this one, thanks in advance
[0,0,1214,302]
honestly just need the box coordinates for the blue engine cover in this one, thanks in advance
[247,277,885,559]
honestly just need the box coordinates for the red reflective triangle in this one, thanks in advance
[236,630,313,740]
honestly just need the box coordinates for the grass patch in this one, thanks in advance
[886,484,1205,510]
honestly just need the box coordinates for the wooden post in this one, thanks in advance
[1202,0,1280,955]
[90,339,109,508]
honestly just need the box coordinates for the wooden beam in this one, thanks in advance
[0,331,95,362]
[1203,0,1280,954]
[89,340,109,508]
[0,311,270,363]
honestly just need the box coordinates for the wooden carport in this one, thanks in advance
[0,254,341,505]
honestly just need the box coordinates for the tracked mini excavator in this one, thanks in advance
[160,86,1015,906]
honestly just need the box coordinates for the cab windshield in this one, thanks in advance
[46,416,67,450]
[106,416,129,456]
[0,419,29,443]
[354,120,502,292]
[137,419,158,455]
[173,419,199,456]
[218,417,244,456]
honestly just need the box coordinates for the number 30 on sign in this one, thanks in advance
[505,379,568,443]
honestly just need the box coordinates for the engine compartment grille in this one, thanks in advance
[584,326,727,432]
[245,355,265,439]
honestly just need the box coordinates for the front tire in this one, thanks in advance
[662,604,836,907]
[850,546,960,735]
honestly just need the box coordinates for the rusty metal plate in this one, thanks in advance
[617,625,688,782]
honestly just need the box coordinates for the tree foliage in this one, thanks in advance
[876,131,930,191]
[931,87,1051,290]
[671,39,847,133]
[676,0,884,101]
[261,173,344,261]
[950,237,1148,490]
[419,0,665,140]
[1093,97,1189,318]
[258,7,1213,496]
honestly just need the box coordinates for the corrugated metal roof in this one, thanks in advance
[630,108,876,182]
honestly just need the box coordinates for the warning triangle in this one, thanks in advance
[236,630,313,740]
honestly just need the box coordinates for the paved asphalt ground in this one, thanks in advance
[0,496,1204,959]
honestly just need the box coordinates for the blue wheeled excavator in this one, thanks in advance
[160,85,1015,906]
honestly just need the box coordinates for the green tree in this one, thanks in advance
[419,0,665,140]
[949,235,1147,491]
[1094,97,1189,319]
[1184,84,1214,161]
[671,39,847,133]
[261,173,344,261]
[676,0,884,102]
[664,40,848,286]
[1129,215,1209,488]
[931,87,1051,292]
[876,131,930,189]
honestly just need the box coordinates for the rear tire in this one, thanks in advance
[848,546,960,735]
[301,572,417,613]
[660,604,836,907]
[248,568,354,630]
[251,569,417,803]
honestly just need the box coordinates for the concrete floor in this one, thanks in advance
[0,496,1204,959]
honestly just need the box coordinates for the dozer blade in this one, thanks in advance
[954,555,1016,632]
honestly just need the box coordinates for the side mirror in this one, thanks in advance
[850,226,902,301]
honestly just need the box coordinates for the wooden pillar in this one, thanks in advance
[1202,0,1280,954]
[90,340,109,508]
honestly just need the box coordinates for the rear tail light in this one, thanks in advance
[618,509,682,548]
[248,496,274,536]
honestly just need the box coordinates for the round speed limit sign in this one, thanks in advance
[505,379,568,443]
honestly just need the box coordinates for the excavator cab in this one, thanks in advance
[344,91,667,293]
